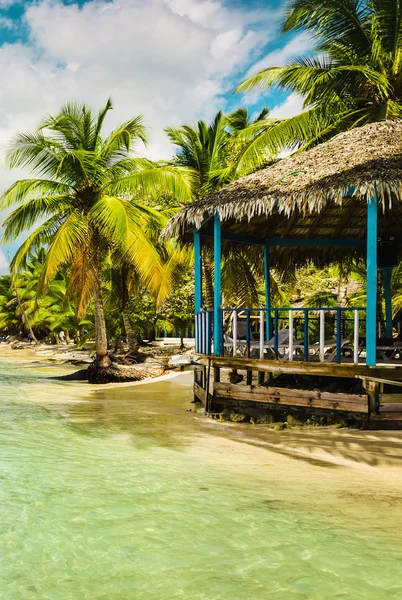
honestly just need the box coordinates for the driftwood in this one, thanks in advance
[53,363,165,384]
[87,362,165,384]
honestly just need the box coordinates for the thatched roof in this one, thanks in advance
[163,121,402,258]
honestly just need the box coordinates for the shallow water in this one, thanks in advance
[1,358,402,599]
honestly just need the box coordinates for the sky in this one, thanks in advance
[0,0,312,271]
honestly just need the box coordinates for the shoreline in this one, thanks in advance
[3,347,402,533]
[0,340,189,386]
[5,342,402,473]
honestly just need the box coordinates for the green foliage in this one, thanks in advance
[166,109,281,311]
[1,100,194,358]
[159,271,194,346]
[235,0,402,166]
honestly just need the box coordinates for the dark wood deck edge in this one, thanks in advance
[199,356,402,380]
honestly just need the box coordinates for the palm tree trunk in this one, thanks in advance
[203,252,214,310]
[122,309,139,354]
[179,327,185,350]
[93,270,111,368]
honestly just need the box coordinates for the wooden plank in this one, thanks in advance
[373,411,402,420]
[214,382,366,403]
[379,403,402,412]
[213,383,368,413]
[194,382,206,403]
[379,394,402,403]
[204,355,402,380]
[205,357,211,411]
[358,376,402,387]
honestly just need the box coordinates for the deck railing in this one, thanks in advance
[196,307,367,364]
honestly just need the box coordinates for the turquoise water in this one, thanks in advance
[0,358,402,599]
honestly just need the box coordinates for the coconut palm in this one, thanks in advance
[165,108,275,309]
[235,0,402,169]
[1,99,192,371]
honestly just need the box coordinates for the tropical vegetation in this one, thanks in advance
[0,99,192,374]
[3,0,402,376]
[235,0,402,170]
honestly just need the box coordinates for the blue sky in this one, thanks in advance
[0,0,311,268]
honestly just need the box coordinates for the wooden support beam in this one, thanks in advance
[213,213,223,356]
[203,355,402,380]
[213,382,368,414]
[366,195,378,366]
[193,229,202,313]
[194,382,206,404]
[264,242,272,340]
[199,228,367,247]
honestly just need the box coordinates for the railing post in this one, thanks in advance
[259,310,264,359]
[195,313,200,353]
[383,266,393,338]
[246,309,251,357]
[304,309,309,362]
[354,309,359,365]
[264,241,272,340]
[232,310,237,357]
[336,308,342,364]
[319,310,325,362]
[366,195,378,366]
[274,309,279,359]
[288,310,294,361]
[207,311,212,356]
[213,213,223,356]
[193,229,202,313]
[201,312,206,354]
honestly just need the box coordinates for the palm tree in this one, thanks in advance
[235,0,402,168]
[14,250,82,341]
[1,99,192,372]
[165,108,274,309]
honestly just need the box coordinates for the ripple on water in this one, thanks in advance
[0,359,401,599]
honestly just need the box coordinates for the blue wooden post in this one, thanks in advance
[304,310,309,362]
[264,241,272,340]
[246,310,251,357]
[213,213,223,356]
[274,309,279,359]
[383,267,393,338]
[366,195,378,366]
[193,230,202,313]
[336,309,342,364]
[193,229,202,354]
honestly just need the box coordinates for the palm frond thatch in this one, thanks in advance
[164,120,402,237]
[162,120,402,273]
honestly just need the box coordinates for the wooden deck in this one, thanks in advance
[194,356,402,426]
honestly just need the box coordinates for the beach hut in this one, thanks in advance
[163,120,402,421]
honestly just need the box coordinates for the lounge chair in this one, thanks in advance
[224,321,255,357]
[309,338,352,362]
[248,328,296,359]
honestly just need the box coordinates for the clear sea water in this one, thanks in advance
[0,357,402,599]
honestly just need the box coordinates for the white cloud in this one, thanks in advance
[0,0,20,6]
[0,0,279,178]
[246,32,313,76]
[0,17,13,29]
[0,248,9,274]
[270,92,305,118]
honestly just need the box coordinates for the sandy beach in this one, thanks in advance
[4,343,402,523]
